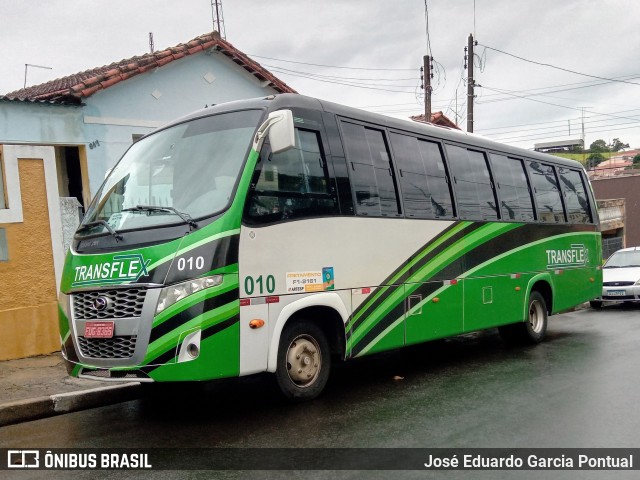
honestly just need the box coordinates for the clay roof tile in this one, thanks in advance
[5,32,296,102]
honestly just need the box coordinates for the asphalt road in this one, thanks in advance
[2,304,640,479]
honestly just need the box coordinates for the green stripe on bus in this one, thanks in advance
[347,223,521,351]
[346,221,471,330]
[143,301,238,365]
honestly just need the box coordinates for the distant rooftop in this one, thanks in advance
[534,139,584,151]
[410,111,459,129]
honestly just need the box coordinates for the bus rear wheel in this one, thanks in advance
[275,321,330,402]
[499,291,548,344]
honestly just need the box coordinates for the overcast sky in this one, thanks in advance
[2,0,640,151]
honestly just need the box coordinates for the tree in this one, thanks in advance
[633,154,640,166]
[609,138,629,152]
[587,153,605,169]
[590,139,608,153]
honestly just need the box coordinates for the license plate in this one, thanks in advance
[84,321,114,338]
[608,290,626,297]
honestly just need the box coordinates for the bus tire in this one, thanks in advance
[589,300,603,309]
[275,321,330,402]
[499,291,548,345]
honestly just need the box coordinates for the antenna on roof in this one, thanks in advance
[24,63,52,88]
[211,0,226,39]
[149,32,155,53]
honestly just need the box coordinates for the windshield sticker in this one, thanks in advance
[72,254,151,287]
[546,244,588,269]
[286,267,335,293]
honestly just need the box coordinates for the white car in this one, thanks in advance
[590,246,640,309]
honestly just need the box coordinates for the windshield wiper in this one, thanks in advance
[77,220,123,241]
[123,205,198,230]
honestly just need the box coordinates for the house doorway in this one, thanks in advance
[55,146,90,213]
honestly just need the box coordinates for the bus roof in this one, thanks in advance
[166,93,585,170]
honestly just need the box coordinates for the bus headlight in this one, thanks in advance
[156,275,224,314]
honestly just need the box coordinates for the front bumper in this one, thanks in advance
[597,284,640,302]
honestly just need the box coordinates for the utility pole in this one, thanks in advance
[424,55,432,121]
[466,34,475,133]
[149,32,154,54]
[578,107,586,166]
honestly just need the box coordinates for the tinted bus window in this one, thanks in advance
[341,121,400,216]
[246,128,337,223]
[558,167,592,224]
[527,161,565,223]
[390,133,454,219]
[446,145,498,221]
[490,154,535,222]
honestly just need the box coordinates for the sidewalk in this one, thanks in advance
[0,353,140,427]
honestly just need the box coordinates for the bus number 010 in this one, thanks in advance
[177,256,205,271]
[245,275,276,295]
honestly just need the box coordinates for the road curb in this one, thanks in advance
[0,383,142,427]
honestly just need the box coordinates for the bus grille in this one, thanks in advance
[73,288,146,320]
[77,336,137,359]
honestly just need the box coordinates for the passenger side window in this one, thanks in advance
[446,145,498,220]
[527,161,566,223]
[390,133,454,218]
[341,121,401,217]
[558,167,592,224]
[245,128,338,224]
[490,154,535,222]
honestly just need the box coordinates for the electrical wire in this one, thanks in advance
[487,121,640,144]
[479,43,640,87]
[263,64,418,86]
[479,108,640,134]
[480,85,640,123]
[267,66,419,94]
[248,53,415,71]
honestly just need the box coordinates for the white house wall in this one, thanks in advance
[1,50,284,195]
[0,101,84,145]
[81,52,283,193]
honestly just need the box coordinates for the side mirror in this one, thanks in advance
[253,109,295,154]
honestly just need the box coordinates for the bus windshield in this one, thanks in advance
[79,109,263,236]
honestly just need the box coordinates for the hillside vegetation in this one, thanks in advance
[549,152,615,165]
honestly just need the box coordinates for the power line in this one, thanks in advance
[249,53,415,71]
[480,85,640,123]
[479,108,640,134]
[489,118,640,141]
[477,76,640,106]
[479,43,640,87]
[262,64,417,83]
[487,121,640,144]
[267,67,419,94]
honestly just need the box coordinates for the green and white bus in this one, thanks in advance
[58,94,602,400]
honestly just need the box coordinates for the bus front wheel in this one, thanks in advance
[275,321,330,402]
[499,291,548,344]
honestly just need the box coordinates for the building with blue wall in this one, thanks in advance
[0,31,295,359]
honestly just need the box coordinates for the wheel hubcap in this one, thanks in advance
[529,300,544,333]
[286,335,321,388]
